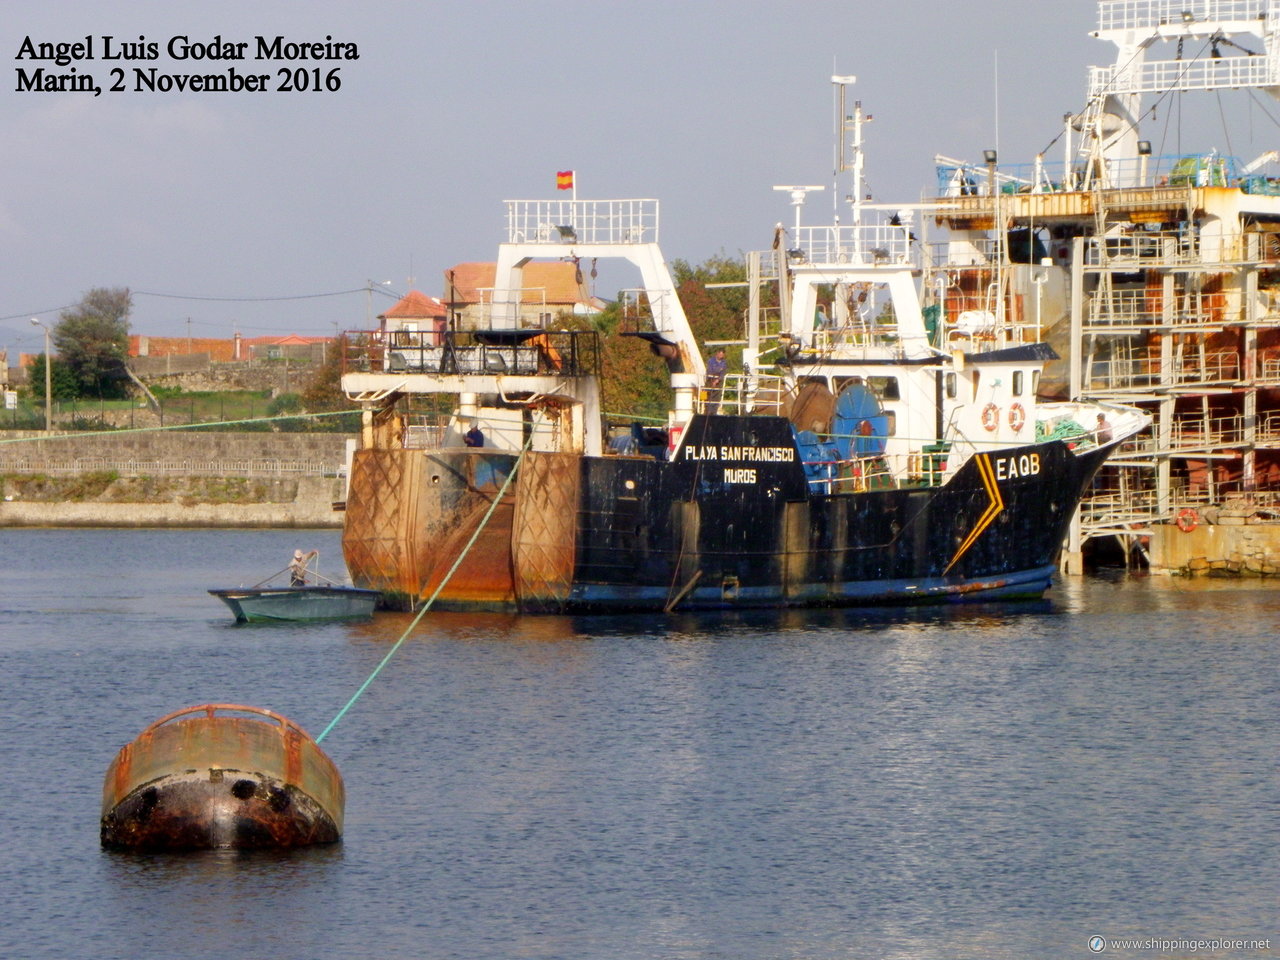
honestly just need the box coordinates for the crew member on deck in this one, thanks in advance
[290,549,318,586]
[1096,412,1113,445]
[705,348,728,413]
[465,423,485,447]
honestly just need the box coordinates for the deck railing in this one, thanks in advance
[344,329,601,379]
[504,199,660,245]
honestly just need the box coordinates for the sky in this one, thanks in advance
[4,0,1279,361]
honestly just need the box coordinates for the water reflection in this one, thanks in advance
[347,597,1062,647]
[4,532,1279,960]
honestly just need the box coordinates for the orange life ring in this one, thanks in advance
[1176,508,1198,533]
[1008,402,1026,432]
[981,402,1000,432]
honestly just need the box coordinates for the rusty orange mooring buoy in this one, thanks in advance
[100,704,345,852]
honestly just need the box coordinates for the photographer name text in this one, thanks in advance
[15,35,358,95]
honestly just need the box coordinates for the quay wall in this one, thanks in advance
[1147,522,1280,577]
[0,430,351,464]
[0,431,352,529]
[0,476,345,528]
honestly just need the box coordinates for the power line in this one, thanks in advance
[134,287,368,303]
[1,285,397,326]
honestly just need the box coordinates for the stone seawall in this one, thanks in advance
[0,430,351,528]
[0,430,351,463]
[0,476,345,528]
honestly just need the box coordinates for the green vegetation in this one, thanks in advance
[267,392,303,416]
[25,354,80,402]
[594,253,769,422]
[54,287,133,399]
[0,470,119,501]
[68,415,119,432]
[0,472,297,505]
[178,478,293,505]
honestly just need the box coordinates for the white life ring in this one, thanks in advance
[1008,402,1026,432]
[981,402,1000,432]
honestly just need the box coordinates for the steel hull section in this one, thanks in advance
[342,448,521,609]
[101,705,344,852]
[342,415,1112,612]
[209,586,380,622]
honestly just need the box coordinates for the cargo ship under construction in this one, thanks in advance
[917,0,1280,576]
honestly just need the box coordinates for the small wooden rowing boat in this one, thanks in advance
[210,553,380,622]
[210,584,381,622]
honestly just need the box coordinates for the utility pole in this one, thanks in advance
[29,318,51,433]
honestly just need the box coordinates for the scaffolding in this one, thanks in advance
[922,0,1280,566]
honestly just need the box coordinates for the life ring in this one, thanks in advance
[1176,508,1198,533]
[1008,402,1026,432]
[981,402,1000,432]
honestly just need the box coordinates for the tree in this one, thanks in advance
[595,299,673,422]
[55,287,132,399]
[25,354,79,402]
[300,335,362,414]
[298,335,363,432]
[588,254,776,423]
[671,252,771,352]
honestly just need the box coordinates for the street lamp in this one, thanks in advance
[29,317,51,433]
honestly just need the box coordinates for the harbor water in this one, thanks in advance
[1,528,1276,960]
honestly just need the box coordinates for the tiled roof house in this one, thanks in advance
[443,261,599,328]
[380,290,448,345]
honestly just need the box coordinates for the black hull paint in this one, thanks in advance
[568,415,1108,612]
[348,414,1112,613]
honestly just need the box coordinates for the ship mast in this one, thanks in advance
[832,74,869,227]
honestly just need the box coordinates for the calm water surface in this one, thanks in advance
[0,528,1276,960]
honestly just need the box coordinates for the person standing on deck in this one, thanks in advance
[290,549,318,586]
[1096,412,1113,445]
[705,348,728,413]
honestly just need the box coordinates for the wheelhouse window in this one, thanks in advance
[868,376,900,400]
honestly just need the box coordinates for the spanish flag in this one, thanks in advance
[556,170,574,190]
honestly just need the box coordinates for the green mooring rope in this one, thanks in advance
[314,425,539,744]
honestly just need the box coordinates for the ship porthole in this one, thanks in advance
[231,779,256,800]
[625,480,635,490]
[431,475,440,484]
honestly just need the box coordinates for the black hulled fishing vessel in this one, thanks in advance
[337,102,1146,612]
